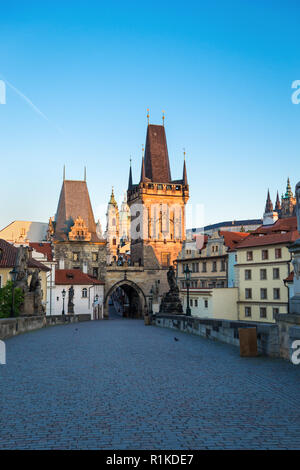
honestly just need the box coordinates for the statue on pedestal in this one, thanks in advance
[159,266,183,315]
[68,286,74,314]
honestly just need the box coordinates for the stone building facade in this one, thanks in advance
[127,123,189,268]
[49,177,106,282]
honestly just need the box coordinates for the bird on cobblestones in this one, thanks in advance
[174,337,179,342]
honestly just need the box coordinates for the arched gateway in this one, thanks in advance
[104,278,147,318]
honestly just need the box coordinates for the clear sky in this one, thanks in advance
[1,0,300,230]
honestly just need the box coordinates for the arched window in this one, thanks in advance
[82,288,87,298]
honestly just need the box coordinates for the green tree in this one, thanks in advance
[0,281,24,318]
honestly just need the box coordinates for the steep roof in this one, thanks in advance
[29,242,53,261]
[55,269,104,285]
[0,239,50,271]
[54,180,99,241]
[143,124,171,183]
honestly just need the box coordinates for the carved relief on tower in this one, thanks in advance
[68,216,91,241]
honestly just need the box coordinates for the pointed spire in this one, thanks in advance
[140,146,146,182]
[265,189,273,213]
[275,191,281,212]
[109,187,118,207]
[182,149,188,186]
[128,156,133,190]
[284,177,293,198]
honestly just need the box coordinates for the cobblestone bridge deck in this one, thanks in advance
[1,312,300,449]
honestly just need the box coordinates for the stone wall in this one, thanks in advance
[54,241,107,281]
[0,314,91,340]
[154,314,280,357]
[275,313,300,360]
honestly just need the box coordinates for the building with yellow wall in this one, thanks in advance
[235,217,298,323]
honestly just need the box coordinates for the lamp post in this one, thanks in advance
[61,288,66,315]
[9,266,18,318]
[184,265,191,316]
[149,286,154,315]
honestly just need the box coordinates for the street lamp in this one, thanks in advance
[61,289,66,315]
[9,266,18,318]
[149,286,154,315]
[184,265,191,316]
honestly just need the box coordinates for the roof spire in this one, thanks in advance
[109,186,117,207]
[147,108,150,125]
[162,110,165,127]
[140,146,146,182]
[275,191,281,212]
[284,177,293,198]
[182,149,188,186]
[265,189,273,213]
[128,156,133,190]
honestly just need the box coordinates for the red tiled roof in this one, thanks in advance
[55,269,104,285]
[254,216,297,234]
[220,231,250,250]
[285,271,294,282]
[0,239,50,271]
[235,230,299,249]
[29,242,53,261]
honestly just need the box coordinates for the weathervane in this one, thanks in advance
[147,108,150,125]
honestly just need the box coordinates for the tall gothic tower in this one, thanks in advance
[105,188,120,263]
[127,122,189,268]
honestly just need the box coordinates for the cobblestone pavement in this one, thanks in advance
[1,312,300,450]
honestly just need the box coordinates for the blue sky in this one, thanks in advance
[1,0,300,230]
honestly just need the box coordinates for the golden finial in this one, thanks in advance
[162,110,165,126]
[147,108,150,125]
[183,148,186,160]
[142,145,144,157]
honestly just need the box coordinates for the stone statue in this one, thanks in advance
[167,266,177,292]
[159,265,183,315]
[29,268,40,292]
[28,268,43,314]
[68,286,74,314]
[15,246,29,292]
[296,181,300,232]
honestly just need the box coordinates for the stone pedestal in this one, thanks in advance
[21,292,35,316]
[159,289,183,315]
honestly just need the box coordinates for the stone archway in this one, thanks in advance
[104,279,147,318]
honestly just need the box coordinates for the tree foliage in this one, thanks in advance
[0,281,24,318]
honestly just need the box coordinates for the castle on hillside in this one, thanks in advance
[263,178,296,225]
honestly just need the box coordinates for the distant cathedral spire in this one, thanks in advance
[284,177,293,198]
[265,189,273,213]
[275,191,281,212]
